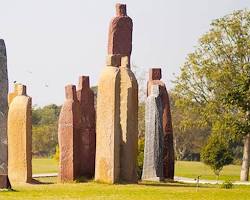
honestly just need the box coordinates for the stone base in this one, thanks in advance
[0,175,11,189]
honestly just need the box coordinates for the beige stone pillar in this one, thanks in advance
[8,84,32,183]
[119,56,138,183]
[95,55,121,183]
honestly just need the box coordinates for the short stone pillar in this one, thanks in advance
[58,85,81,182]
[0,39,11,189]
[76,76,96,178]
[142,85,164,181]
[147,68,175,180]
[8,84,32,183]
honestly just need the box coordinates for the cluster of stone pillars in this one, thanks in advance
[0,3,175,188]
[58,76,96,182]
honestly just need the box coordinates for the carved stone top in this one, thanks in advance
[65,85,77,100]
[78,76,90,90]
[116,3,127,16]
[0,39,6,57]
[107,4,133,56]
[17,84,27,96]
[149,68,162,81]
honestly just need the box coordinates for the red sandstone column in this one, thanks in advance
[147,68,175,180]
[76,76,96,178]
[108,3,133,56]
[58,85,81,182]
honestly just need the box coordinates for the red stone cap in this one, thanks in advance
[17,84,27,96]
[78,76,90,90]
[116,3,127,16]
[106,54,121,67]
[65,85,77,100]
[149,68,162,80]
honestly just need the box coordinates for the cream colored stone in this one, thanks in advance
[119,58,138,183]
[8,84,32,183]
[95,65,121,184]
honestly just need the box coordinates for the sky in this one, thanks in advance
[0,0,249,106]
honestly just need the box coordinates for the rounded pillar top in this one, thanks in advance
[65,85,77,100]
[0,39,6,57]
[116,3,127,16]
[78,76,90,90]
[149,68,162,81]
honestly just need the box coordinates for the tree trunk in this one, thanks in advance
[240,134,250,181]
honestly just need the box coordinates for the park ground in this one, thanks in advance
[1,158,250,200]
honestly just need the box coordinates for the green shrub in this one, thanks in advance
[221,180,233,189]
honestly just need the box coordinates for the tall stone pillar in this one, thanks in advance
[58,85,81,182]
[0,39,11,188]
[8,84,32,183]
[76,76,96,178]
[95,55,121,183]
[147,68,175,180]
[142,85,164,181]
[95,4,138,184]
[119,56,138,183]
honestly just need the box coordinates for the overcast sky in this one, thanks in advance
[0,0,249,106]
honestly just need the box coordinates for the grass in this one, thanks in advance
[1,178,250,200]
[32,158,58,174]
[32,158,243,181]
[175,161,242,181]
[0,159,248,200]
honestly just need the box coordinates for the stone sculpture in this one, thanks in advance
[76,76,96,178]
[95,4,138,184]
[147,68,175,180]
[0,39,11,188]
[142,85,164,181]
[108,3,133,56]
[8,84,32,183]
[58,85,81,182]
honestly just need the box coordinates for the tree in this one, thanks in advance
[173,10,250,180]
[32,104,61,157]
[201,134,233,182]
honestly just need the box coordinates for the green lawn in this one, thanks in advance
[175,161,242,181]
[32,158,243,181]
[1,178,250,200]
[0,159,248,200]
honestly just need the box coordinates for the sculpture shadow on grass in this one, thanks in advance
[29,178,54,185]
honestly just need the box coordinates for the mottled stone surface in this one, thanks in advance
[8,84,32,183]
[119,56,138,183]
[95,4,138,184]
[58,85,81,182]
[142,85,164,181]
[76,76,96,178]
[147,68,175,180]
[108,4,133,56]
[0,39,11,188]
[95,56,121,183]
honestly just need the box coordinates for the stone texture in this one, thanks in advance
[147,68,175,180]
[95,55,138,183]
[142,85,164,181]
[0,39,11,188]
[76,76,96,178]
[119,56,138,183]
[108,4,133,56]
[95,56,121,183]
[8,84,32,183]
[58,85,81,182]
[95,4,138,184]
